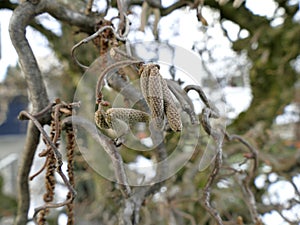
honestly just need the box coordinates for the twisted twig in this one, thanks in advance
[224,133,261,224]
[71,25,127,69]
[200,107,224,225]
[95,59,143,104]
[110,47,139,61]
[184,84,220,118]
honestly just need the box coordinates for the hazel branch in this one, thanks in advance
[184,84,220,118]
[200,107,224,225]
[95,60,143,104]
[224,133,261,224]
[71,25,127,69]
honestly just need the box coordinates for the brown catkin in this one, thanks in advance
[161,77,182,131]
[38,112,58,224]
[140,64,164,130]
[140,64,182,132]
[95,108,150,129]
[66,127,76,225]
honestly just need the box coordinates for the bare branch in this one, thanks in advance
[184,84,220,118]
[95,60,143,104]
[29,157,49,181]
[200,107,224,225]
[160,1,190,16]
[117,0,126,35]
[225,133,261,224]
[71,25,127,69]
[110,47,139,61]
[42,0,98,33]
[9,1,49,113]
[225,134,258,175]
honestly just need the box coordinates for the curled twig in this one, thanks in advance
[29,157,49,181]
[110,46,138,61]
[225,133,258,174]
[224,133,261,224]
[200,107,224,225]
[33,192,75,223]
[182,84,224,224]
[95,59,143,104]
[18,101,55,122]
[184,84,220,118]
[71,25,127,69]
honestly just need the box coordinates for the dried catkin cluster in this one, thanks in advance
[22,101,78,225]
[37,111,59,224]
[66,127,76,225]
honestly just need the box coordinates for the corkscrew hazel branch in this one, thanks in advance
[224,132,261,224]
[110,46,139,61]
[19,100,80,224]
[29,157,49,181]
[184,84,220,118]
[200,107,224,225]
[111,10,131,37]
[71,25,128,69]
[95,59,143,104]
[200,103,261,224]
